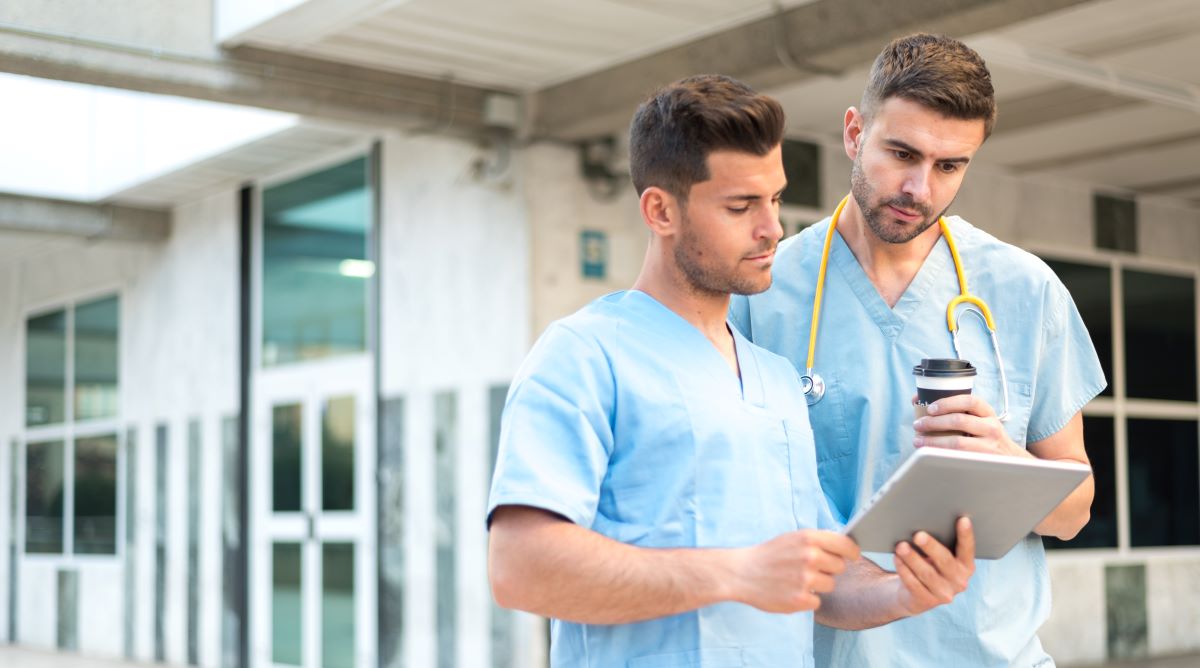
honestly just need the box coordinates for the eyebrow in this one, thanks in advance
[724,185,788,202]
[884,138,971,164]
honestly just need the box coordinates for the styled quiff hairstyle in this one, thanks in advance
[862,34,997,138]
[629,74,785,201]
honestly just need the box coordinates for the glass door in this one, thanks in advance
[251,356,375,668]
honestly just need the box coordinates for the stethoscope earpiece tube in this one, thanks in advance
[802,194,1010,421]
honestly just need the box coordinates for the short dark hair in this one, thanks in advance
[862,34,997,138]
[629,74,785,201]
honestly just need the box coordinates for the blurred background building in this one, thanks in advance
[0,0,1198,666]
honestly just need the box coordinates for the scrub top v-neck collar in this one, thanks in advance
[829,228,953,341]
[622,290,764,406]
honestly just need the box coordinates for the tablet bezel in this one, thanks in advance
[842,447,1091,559]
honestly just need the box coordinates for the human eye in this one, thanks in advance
[727,203,751,214]
[892,149,911,161]
[937,162,961,174]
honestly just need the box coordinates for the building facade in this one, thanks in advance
[2,1,1200,666]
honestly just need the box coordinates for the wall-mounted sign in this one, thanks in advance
[580,230,608,280]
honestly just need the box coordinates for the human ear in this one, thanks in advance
[844,107,866,160]
[639,186,679,238]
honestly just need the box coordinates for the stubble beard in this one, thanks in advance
[849,154,945,244]
[674,210,774,297]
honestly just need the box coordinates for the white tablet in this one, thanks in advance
[843,447,1091,559]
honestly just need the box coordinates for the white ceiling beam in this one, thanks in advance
[217,0,416,49]
[0,23,514,137]
[970,36,1200,115]
[0,192,169,242]
[532,0,1095,140]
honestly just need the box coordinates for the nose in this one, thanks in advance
[758,205,784,242]
[902,166,933,206]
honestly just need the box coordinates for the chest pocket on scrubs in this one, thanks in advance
[781,418,822,530]
[686,400,798,547]
[981,370,1034,445]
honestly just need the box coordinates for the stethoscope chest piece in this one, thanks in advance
[801,372,826,406]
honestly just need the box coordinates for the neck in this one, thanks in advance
[836,198,943,307]
[632,246,732,345]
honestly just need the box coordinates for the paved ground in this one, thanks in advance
[1,647,154,668]
[1096,655,1200,668]
[1,645,1198,667]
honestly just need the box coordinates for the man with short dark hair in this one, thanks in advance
[732,34,1104,666]
[488,74,975,666]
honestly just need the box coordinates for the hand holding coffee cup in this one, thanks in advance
[913,359,976,437]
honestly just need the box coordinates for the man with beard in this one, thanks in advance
[731,35,1104,667]
[488,74,975,666]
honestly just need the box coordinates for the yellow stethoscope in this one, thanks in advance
[800,194,1011,422]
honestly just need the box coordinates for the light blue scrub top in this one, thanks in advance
[488,290,836,668]
[730,217,1106,668]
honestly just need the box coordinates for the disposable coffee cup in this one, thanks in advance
[913,358,976,433]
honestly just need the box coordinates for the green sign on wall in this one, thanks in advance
[581,230,608,280]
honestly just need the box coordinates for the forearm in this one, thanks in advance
[489,506,738,624]
[815,558,909,631]
[1035,473,1093,539]
[1026,412,1094,540]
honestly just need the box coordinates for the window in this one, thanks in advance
[781,139,821,210]
[1127,419,1200,547]
[1094,194,1137,253]
[262,157,372,367]
[74,296,119,421]
[1045,260,1112,397]
[74,434,118,554]
[26,311,66,427]
[23,294,121,556]
[1045,417,1116,550]
[25,440,64,554]
[1123,269,1196,402]
[1040,254,1200,551]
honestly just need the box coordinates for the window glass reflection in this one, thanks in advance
[74,296,119,421]
[262,157,370,366]
[26,310,66,426]
[1128,419,1199,547]
[322,542,356,668]
[26,440,64,554]
[436,392,456,668]
[272,542,302,666]
[1123,270,1196,401]
[273,404,302,512]
[1044,260,1113,397]
[74,434,118,554]
[322,396,355,511]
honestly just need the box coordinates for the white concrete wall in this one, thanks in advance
[377,132,532,668]
[1147,557,1200,656]
[1042,559,1107,666]
[0,428,8,644]
[120,189,240,666]
[523,142,645,336]
[77,561,125,654]
[0,188,239,663]
[0,261,14,643]
[17,562,56,648]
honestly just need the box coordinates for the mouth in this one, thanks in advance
[745,248,776,264]
[886,204,925,223]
